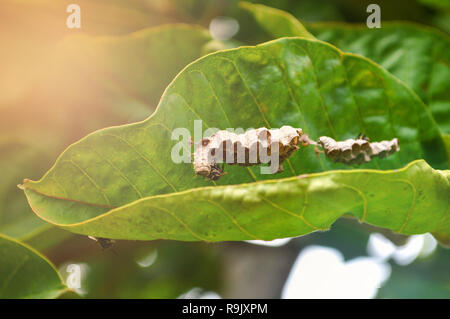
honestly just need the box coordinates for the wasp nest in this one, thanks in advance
[192,125,400,180]
[317,136,399,165]
[193,126,303,180]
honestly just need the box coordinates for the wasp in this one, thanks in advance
[207,163,226,181]
[355,133,370,142]
[88,236,116,250]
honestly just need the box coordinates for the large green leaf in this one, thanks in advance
[0,234,68,298]
[21,38,449,243]
[309,23,450,135]
[240,2,450,134]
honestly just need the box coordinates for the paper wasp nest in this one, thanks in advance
[318,136,399,165]
[192,125,400,180]
[193,126,303,180]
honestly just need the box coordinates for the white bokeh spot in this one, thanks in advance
[367,233,438,266]
[135,249,158,268]
[209,16,239,41]
[245,237,292,247]
[178,287,222,299]
[282,245,391,299]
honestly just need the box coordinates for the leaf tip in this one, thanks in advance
[18,178,31,190]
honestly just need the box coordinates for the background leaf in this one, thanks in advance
[239,2,315,39]
[0,234,68,298]
[1,24,212,143]
[22,38,449,243]
[47,24,212,121]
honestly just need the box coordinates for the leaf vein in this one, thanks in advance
[341,184,368,222]
[147,205,209,241]
[189,69,258,182]
[102,134,178,192]
[202,199,261,240]
[88,146,143,199]
[68,159,112,206]
[294,44,338,139]
[260,195,323,230]
[393,178,417,233]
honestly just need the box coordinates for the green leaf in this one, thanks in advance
[22,38,449,243]
[240,2,450,134]
[309,22,450,135]
[239,1,315,39]
[0,234,68,298]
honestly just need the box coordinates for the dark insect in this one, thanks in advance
[205,163,226,181]
[355,133,370,142]
[88,236,115,250]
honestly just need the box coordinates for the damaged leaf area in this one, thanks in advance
[21,38,449,244]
